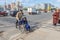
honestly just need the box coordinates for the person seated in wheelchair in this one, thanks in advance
[22,17,28,24]
[18,17,27,25]
[18,17,31,32]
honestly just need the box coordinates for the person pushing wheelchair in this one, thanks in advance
[16,10,23,29]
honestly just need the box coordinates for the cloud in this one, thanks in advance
[20,0,30,3]
[25,0,30,3]
[57,0,60,2]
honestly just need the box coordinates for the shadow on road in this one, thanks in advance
[0,31,4,36]
[30,22,41,32]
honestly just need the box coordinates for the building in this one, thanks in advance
[10,3,16,11]
[0,6,4,11]
[10,1,23,11]
[16,1,23,11]
[44,3,54,12]
[32,3,54,12]
[8,4,11,10]
[27,7,37,14]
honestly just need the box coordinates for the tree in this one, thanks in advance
[23,7,27,10]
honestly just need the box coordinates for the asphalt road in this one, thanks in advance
[0,12,53,31]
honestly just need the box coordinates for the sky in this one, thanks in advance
[0,0,60,7]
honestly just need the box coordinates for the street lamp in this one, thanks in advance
[5,0,6,5]
[4,0,6,10]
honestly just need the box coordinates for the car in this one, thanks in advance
[6,10,10,16]
[10,10,18,17]
[0,11,8,16]
[0,8,8,16]
[32,12,37,15]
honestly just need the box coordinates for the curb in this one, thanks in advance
[9,33,21,40]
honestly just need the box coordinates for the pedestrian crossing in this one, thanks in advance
[0,21,15,28]
[41,20,60,32]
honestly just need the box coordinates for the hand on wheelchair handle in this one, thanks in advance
[18,19,20,21]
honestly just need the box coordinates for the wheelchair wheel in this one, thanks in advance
[16,20,18,28]
[19,25,25,33]
[16,23,17,28]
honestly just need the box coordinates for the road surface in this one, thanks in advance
[0,12,52,31]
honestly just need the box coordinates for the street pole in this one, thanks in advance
[4,0,6,10]
[17,0,20,11]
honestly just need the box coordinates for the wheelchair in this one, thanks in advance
[16,18,31,33]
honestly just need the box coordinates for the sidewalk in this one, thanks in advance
[0,27,21,40]
[1,19,60,40]
[23,28,60,40]
[10,19,60,40]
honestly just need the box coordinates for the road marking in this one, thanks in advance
[0,26,4,27]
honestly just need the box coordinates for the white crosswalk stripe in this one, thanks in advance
[0,26,4,27]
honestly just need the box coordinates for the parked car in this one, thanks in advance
[28,7,37,15]
[0,8,8,16]
[0,11,8,16]
[10,10,18,17]
[6,10,10,16]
